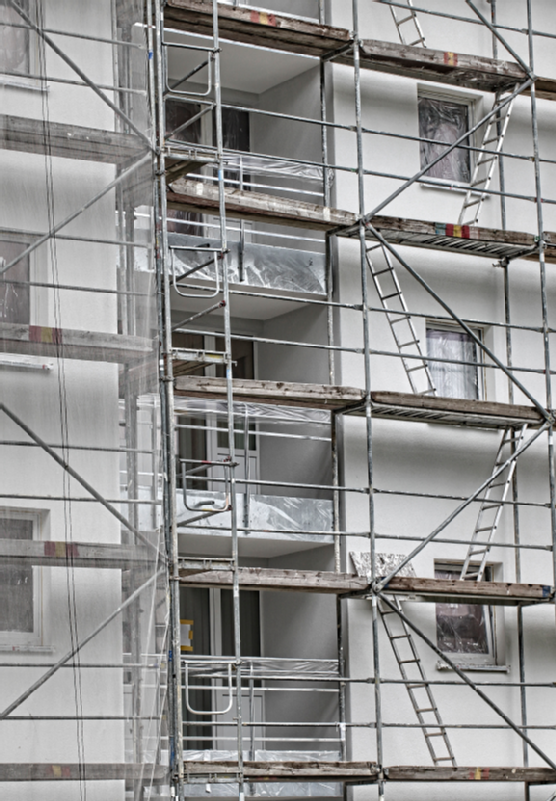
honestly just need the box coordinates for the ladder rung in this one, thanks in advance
[407,683,427,689]
[424,732,444,738]
[389,315,411,324]
[381,291,403,301]
[399,659,419,664]
[406,364,428,373]
[372,267,394,278]
[398,339,421,348]
[397,13,416,24]
[415,707,436,714]
[434,757,455,762]
[462,198,481,208]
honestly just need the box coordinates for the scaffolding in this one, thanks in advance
[2,0,556,799]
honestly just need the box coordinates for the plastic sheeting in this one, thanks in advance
[169,234,326,295]
[0,1,167,796]
[183,750,342,797]
[217,154,324,183]
[178,490,333,542]
[174,396,331,426]
[184,657,340,680]
[426,328,479,400]
[350,552,417,580]
[418,96,471,184]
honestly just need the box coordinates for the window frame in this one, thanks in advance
[425,322,485,401]
[0,0,39,85]
[0,508,44,647]
[434,561,503,670]
[417,87,479,188]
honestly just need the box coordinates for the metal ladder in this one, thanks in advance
[387,0,426,47]
[367,246,436,396]
[380,597,456,766]
[458,85,517,227]
[460,424,528,582]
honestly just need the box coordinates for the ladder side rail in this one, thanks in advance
[460,424,528,581]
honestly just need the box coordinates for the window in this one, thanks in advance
[0,510,42,644]
[0,0,31,76]
[418,94,472,184]
[0,238,30,324]
[435,563,497,667]
[426,326,480,400]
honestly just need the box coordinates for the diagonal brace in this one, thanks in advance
[8,0,153,150]
[367,224,553,423]
[378,592,556,771]
[0,569,164,719]
[375,422,549,590]
[0,402,163,558]
[362,79,531,219]
[465,0,533,77]
[0,153,151,277]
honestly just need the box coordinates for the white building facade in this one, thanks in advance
[1,1,556,800]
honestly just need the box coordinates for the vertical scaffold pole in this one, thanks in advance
[527,5,556,794]
[526,0,556,610]
[352,0,384,797]
[151,0,184,795]
[211,1,244,796]
[503,257,530,801]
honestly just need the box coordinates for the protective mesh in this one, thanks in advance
[0,0,167,797]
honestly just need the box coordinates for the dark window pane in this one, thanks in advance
[0,240,30,324]
[221,589,260,658]
[426,328,479,400]
[418,96,470,183]
[215,108,250,188]
[180,587,212,750]
[435,567,492,657]
[0,516,33,633]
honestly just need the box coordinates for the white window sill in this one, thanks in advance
[436,660,509,673]
[0,644,54,653]
[420,182,492,200]
[0,74,48,92]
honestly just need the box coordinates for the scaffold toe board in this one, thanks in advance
[0,114,145,164]
[0,322,154,364]
[0,538,155,569]
[370,391,544,429]
[183,761,379,782]
[174,374,366,409]
[385,766,556,783]
[351,215,556,263]
[167,178,358,230]
[382,576,554,606]
[173,376,544,428]
[0,764,168,782]
[179,566,553,605]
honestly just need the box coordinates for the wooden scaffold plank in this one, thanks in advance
[0,322,154,365]
[179,566,554,606]
[0,538,155,569]
[0,114,145,164]
[173,375,544,429]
